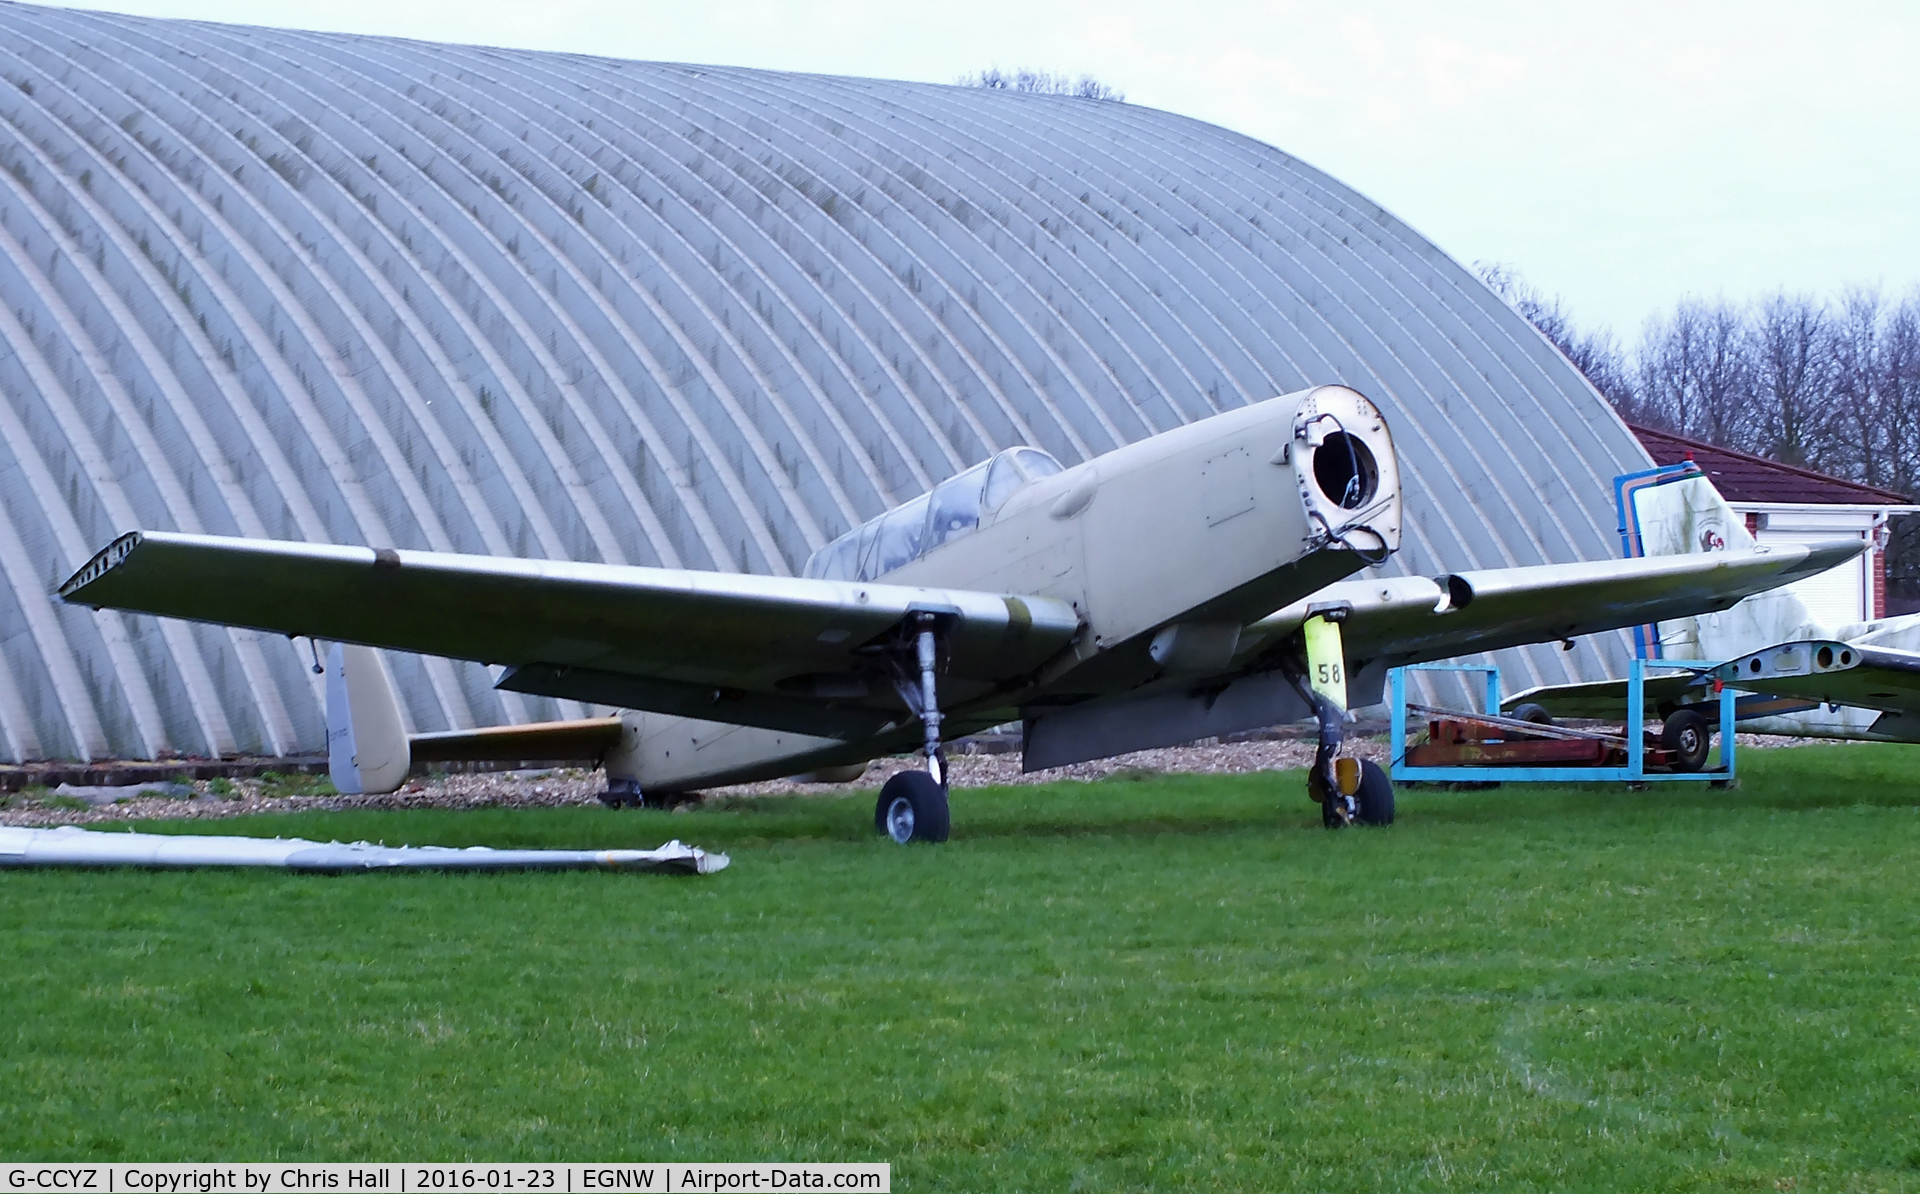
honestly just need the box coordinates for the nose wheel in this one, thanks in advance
[1307,758,1395,827]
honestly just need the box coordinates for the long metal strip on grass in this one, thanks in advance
[0,826,729,873]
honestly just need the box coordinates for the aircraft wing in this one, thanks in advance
[1713,640,1920,715]
[1498,671,1714,720]
[1506,639,1920,730]
[59,531,1081,739]
[1239,540,1864,671]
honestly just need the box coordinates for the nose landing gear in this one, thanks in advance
[1292,609,1394,828]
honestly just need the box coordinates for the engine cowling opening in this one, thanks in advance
[1312,431,1379,510]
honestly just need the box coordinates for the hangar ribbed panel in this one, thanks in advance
[0,0,1651,760]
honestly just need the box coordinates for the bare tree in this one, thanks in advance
[1477,264,1638,412]
[1470,267,1920,497]
[1750,293,1837,469]
[1877,296,1920,495]
[957,68,1125,101]
[1636,300,1753,447]
[1830,289,1894,488]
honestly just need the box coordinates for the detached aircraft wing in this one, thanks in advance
[1714,640,1920,723]
[1238,540,1864,675]
[59,531,1081,739]
[1505,638,1920,733]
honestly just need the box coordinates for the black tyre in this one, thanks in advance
[875,769,951,844]
[1510,702,1554,726]
[1354,759,1395,826]
[1661,708,1712,772]
[1321,793,1351,828]
[598,779,646,809]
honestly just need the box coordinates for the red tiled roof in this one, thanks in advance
[1628,424,1910,505]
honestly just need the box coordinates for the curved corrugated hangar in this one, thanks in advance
[0,0,1652,762]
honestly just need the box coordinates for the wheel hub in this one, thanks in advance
[885,795,916,843]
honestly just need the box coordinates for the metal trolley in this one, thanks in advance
[1388,660,1738,786]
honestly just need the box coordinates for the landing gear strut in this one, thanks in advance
[877,612,951,844]
[1304,689,1359,826]
[1290,608,1392,828]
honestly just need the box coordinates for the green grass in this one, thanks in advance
[4,745,1920,1190]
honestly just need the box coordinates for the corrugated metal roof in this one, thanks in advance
[0,0,1652,760]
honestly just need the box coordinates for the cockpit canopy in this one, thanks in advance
[803,447,1065,582]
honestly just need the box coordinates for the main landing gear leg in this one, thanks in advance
[916,619,946,788]
[877,613,951,844]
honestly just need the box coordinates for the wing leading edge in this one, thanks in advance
[1714,640,1920,733]
[1238,540,1865,672]
[60,531,1081,739]
[1018,542,1861,771]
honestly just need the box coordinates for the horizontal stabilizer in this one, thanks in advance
[408,717,625,764]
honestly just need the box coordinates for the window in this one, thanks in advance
[865,493,930,578]
[924,462,989,550]
[800,447,1068,582]
[803,529,861,580]
[983,446,1064,511]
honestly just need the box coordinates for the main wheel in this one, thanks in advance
[874,769,950,844]
[1661,708,1712,772]
[598,778,646,808]
[1354,759,1395,826]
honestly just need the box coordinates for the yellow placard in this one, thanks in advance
[1303,614,1347,711]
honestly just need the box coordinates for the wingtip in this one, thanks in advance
[1794,537,1868,575]
[56,531,145,602]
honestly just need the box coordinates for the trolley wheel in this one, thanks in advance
[1661,707,1712,772]
[1509,702,1554,726]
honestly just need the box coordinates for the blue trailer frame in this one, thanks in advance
[1388,660,1737,784]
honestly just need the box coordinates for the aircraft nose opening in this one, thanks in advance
[1817,645,1834,669]
[1312,432,1379,510]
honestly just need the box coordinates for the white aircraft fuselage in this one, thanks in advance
[604,385,1400,793]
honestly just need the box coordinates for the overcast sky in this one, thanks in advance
[30,0,1920,338]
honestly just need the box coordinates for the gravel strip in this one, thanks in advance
[0,732,1817,828]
